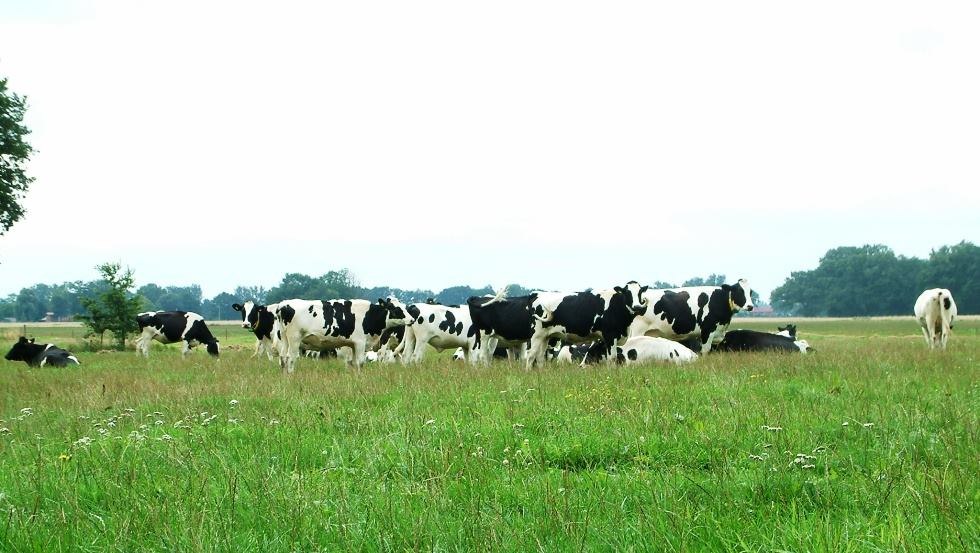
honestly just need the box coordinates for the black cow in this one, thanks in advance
[526,281,649,368]
[135,311,220,357]
[715,329,812,353]
[232,300,279,359]
[5,337,80,367]
[629,279,754,353]
[467,292,538,363]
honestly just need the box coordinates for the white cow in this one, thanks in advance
[612,336,698,365]
[914,288,958,350]
[401,303,483,364]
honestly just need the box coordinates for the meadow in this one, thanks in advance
[0,318,977,552]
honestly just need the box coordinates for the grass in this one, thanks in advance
[1,318,977,552]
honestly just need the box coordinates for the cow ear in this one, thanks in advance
[377,298,386,306]
[614,286,624,293]
[232,304,243,311]
[18,336,28,343]
[641,286,649,293]
[29,338,35,343]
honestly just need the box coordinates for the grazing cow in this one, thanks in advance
[714,329,812,353]
[628,279,754,353]
[5,337,80,367]
[135,311,219,357]
[232,301,280,360]
[914,288,958,350]
[526,281,649,369]
[613,336,698,365]
[467,291,537,363]
[275,297,407,372]
[401,303,482,364]
[776,324,797,339]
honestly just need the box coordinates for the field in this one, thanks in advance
[1,318,977,552]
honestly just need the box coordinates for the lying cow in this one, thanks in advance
[5,337,80,367]
[400,303,482,364]
[232,301,279,360]
[527,281,649,369]
[629,279,754,353]
[545,340,593,364]
[135,311,219,357]
[276,297,406,372]
[714,329,812,353]
[613,336,698,365]
[914,288,957,350]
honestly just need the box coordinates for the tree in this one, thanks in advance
[920,241,979,313]
[0,77,35,235]
[78,263,144,350]
[15,288,45,321]
[234,285,267,304]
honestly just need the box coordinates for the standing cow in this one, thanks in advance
[399,303,483,364]
[136,311,220,357]
[5,337,80,367]
[628,279,754,354]
[467,291,537,363]
[526,281,649,369]
[232,301,280,360]
[275,297,407,373]
[914,288,957,350]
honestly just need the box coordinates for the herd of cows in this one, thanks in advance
[4,279,960,371]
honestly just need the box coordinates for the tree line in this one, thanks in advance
[1,241,975,323]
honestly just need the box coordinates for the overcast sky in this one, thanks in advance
[1,1,978,301]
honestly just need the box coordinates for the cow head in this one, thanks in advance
[206,340,220,357]
[378,297,408,327]
[614,281,649,314]
[5,336,43,363]
[724,278,754,312]
[232,301,260,330]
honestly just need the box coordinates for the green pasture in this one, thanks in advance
[0,318,977,551]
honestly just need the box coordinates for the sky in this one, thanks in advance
[1,1,978,301]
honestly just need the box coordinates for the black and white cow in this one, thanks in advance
[135,311,220,357]
[5,337,80,367]
[467,291,537,363]
[613,336,699,365]
[545,339,593,364]
[232,301,280,360]
[914,288,958,350]
[526,281,649,369]
[714,329,812,353]
[776,324,797,339]
[275,297,407,372]
[399,303,482,364]
[628,279,754,354]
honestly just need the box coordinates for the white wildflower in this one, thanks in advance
[0,428,10,434]
[74,436,93,447]
[229,399,239,407]
[159,434,173,441]
[863,422,874,428]
[842,421,849,427]
[20,408,32,415]
[674,413,685,422]
[424,419,435,426]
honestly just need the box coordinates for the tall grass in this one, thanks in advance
[1,319,977,551]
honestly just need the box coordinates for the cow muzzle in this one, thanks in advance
[746,305,754,312]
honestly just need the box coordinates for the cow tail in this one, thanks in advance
[480,286,509,307]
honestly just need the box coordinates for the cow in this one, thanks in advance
[467,291,537,363]
[612,336,698,365]
[545,340,593,364]
[914,288,958,350]
[275,297,407,373]
[714,329,812,353]
[628,279,754,354]
[776,324,797,339]
[135,311,219,357]
[5,337,80,367]
[526,281,649,369]
[232,301,280,360]
[400,303,482,364]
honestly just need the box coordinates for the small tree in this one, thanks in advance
[0,77,35,235]
[78,262,144,350]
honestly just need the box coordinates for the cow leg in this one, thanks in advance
[181,340,192,358]
[351,341,366,369]
[411,337,428,364]
[918,324,931,347]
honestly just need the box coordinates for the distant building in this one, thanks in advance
[40,312,55,322]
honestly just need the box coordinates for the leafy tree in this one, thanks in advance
[15,288,45,321]
[435,285,494,305]
[771,245,927,316]
[682,274,727,287]
[920,241,978,313]
[234,285,267,304]
[78,263,144,350]
[0,77,34,235]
